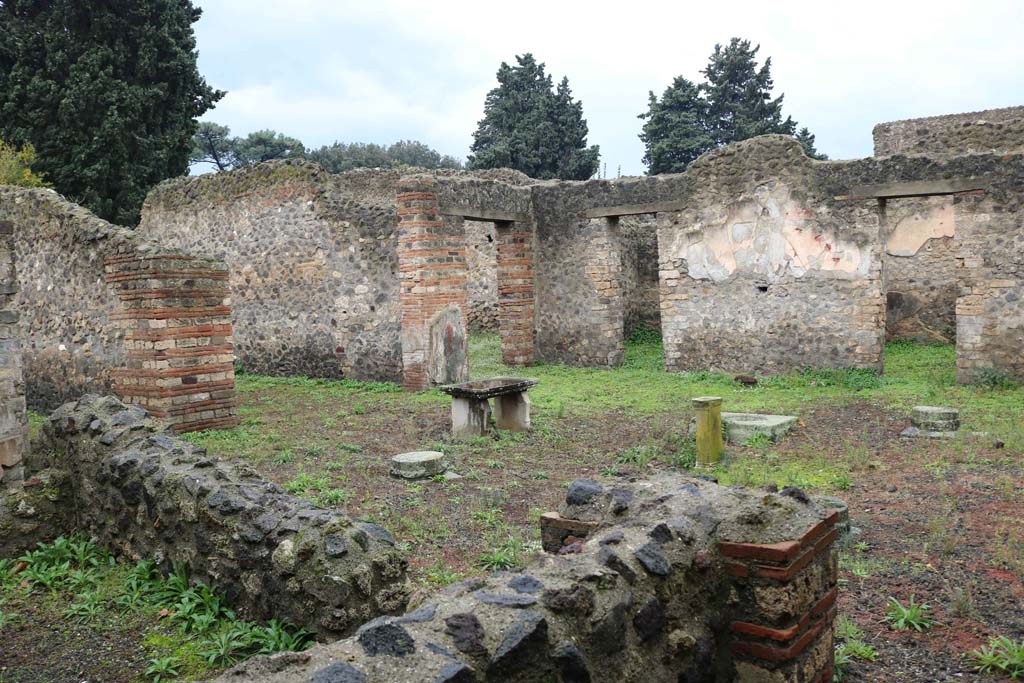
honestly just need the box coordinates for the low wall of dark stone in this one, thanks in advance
[212,474,840,683]
[27,394,409,639]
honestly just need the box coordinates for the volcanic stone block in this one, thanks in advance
[390,451,448,480]
[722,413,798,444]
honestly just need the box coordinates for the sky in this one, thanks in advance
[193,0,1024,177]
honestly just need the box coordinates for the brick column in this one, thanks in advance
[495,220,535,366]
[0,220,26,486]
[104,252,238,432]
[721,509,841,683]
[396,178,468,391]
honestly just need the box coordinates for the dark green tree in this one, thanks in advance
[190,121,236,171]
[639,38,825,174]
[794,127,827,160]
[231,130,305,166]
[385,140,462,169]
[468,54,599,180]
[638,77,713,175]
[0,0,222,224]
[306,140,462,173]
[702,38,795,145]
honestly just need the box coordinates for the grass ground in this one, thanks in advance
[8,332,1024,681]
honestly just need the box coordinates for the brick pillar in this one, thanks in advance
[0,220,26,486]
[104,252,238,432]
[721,509,841,683]
[397,178,468,391]
[495,220,535,366]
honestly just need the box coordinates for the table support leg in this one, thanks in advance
[452,397,491,438]
[494,392,532,432]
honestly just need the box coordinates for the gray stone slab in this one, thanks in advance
[390,451,448,479]
[911,406,959,432]
[721,413,798,444]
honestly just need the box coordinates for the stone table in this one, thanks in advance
[440,377,539,438]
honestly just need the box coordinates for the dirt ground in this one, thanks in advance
[2,364,1022,681]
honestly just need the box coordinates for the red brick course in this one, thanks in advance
[104,253,238,432]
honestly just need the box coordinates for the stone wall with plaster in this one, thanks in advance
[0,187,237,431]
[214,474,840,683]
[873,106,1024,157]
[883,196,957,342]
[655,137,885,374]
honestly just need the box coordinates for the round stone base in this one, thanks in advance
[390,451,448,480]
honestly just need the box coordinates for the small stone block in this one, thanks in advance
[721,413,798,444]
[390,451,447,480]
[911,406,959,432]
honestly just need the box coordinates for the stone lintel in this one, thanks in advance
[584,200,687,219]
[838,177,988,200]
[438,205,531,224]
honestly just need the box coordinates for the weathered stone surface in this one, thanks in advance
[210,473,839,683]
[721,413,798,444]
[390,451,447,480]
[911,406,960,432]
[0,186,237,432]
[35,395,408,639]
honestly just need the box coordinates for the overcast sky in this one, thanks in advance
[193,0,1024,176]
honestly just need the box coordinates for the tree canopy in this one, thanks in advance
[191,123,305,170]
[0,0,222,224]
[639,38,825,175]
[306,140,462,173]
[468,54,599,180]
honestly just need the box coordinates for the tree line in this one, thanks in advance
[1,0,825,225]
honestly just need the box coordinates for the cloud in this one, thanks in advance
[194,0,1024,175]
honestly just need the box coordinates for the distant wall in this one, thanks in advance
[0,186,237,432]
[873,106,1024,157]
[531,186,626,367]
[883,196,957,342]
[656,137,885,374]
[618,213,661,334]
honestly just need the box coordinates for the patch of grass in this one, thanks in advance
[970,635,1024,679]
[6,537,313,681]
[884,595,934,631]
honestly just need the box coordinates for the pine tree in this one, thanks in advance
[702,38,795,145]
[638,77,714,175]
[469,54,599,180]
[638,38,825,174]
[0,0,222,224]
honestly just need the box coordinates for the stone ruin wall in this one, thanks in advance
[953,163,1024,383]
[872,106,1024,344]
[0,187,237,431]
[0,394,407,638]
[216,475,840,683]
[139,162,403,382]
[0,219,26,486]
[873,105,1024,157]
